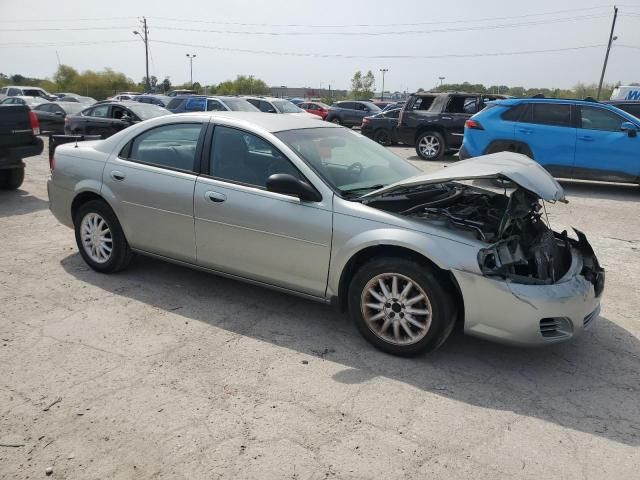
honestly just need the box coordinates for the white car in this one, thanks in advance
[243,96,321,120]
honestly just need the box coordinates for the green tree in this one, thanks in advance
[351,71,363,98]
[53,65,79,91]
[213,75,269,95]
[361,70,375,99]
[161,77,172,93]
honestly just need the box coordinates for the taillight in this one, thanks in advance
[28,110,40,135]
[465,119,483,130]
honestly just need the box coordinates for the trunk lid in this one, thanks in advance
[362,152,566,202]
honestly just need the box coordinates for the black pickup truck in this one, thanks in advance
[396,92,507,160]
[0,105,44,190]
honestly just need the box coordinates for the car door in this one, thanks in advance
[34,104,54,131]
[103,122,205,262]
[109,105,135,136]
[575,105,640,182]
[515,102,576,176]
[193,125,333,296]
[83,104,113,137]
[442,95,479,148]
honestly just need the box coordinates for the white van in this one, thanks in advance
[610,85,640,101]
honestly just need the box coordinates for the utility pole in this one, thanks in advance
[597,6,618,100]
[133,18,150,93]
[186,54,197,88]
[438,76,445,88]
[379,68,388,101]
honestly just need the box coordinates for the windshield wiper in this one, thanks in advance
[341,184,386,196]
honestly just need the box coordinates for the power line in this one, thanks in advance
[150,14,609,36]
[151,40,607,59]
[148,5,614,28]
[0,40,138,48]
[0,26,136,32]
[0,16,134,23]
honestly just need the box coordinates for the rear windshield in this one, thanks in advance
[273,100,303,113]
[221,98,260,112]
[127,103,170,120]
[23,89,48,98]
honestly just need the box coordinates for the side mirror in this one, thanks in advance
[266,174,322,202]
[621,121,638,138]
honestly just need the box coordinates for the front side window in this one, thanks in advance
[446,96,478,114]
[384,109,400,119]
[580,106,626,132]
[273,100,303,113]
[276,127,418,196]
[210,126,302,188]
[7,88,20,96]
[166,98,185,110]
[411,96,436,111]
[128,123,203,171]
[529,103,572,127]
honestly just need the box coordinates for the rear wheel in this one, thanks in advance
[330,117,342,125]
[373,129,393,146]
[416,131,445,161]
[348,257,456,356]
[74,200,132,273]
[0,167,25,190]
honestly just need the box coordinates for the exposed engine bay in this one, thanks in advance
[363,182,604,288]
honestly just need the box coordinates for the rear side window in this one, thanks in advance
[128,123,203,172]
[88,105,109,117]
[410,96,435,111]
[529,104,572,127]
[580,106,625,132]
[501,104,526,121]
[384,110,400,119]
[206,99,226,111]
[185,98,206,111]
[0,88,7,95]
[446,96,478,114]
[8,88,20,96]
[166,98,186,110]
[258,101,275,112]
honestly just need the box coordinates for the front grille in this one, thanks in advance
[583,306,600,330]
[539,317,573,339]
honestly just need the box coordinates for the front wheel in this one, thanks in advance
[0,168,25,190]
[74,200,132,273]
[348,257,456,356]
[416,131,445,161]
[329,117,342,125]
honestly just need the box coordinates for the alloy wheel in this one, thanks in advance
[80,212,113,264]
[360,273,433,346]
[418,135,441,158]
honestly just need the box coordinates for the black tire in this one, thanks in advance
[415,131,445,161]
[348,257,456,356]
[74,199,132,273]
[329,117,342,125]
[373,129,392,146]
[0,168,24,190]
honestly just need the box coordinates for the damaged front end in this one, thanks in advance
[364,180,604,292]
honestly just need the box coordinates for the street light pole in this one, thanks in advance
[133,17,150,92]
[379,68,388,101]
[438,76,445,88]
[186,54,196,88]
[597,6,618,100]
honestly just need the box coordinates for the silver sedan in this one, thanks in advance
[47,112,604,356]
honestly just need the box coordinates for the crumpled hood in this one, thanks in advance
[363,152,567,202]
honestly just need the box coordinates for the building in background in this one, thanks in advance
[269,86,348,99]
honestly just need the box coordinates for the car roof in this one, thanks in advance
[2,86,46,90]
[243,96,287,102]
[501,97,619,107]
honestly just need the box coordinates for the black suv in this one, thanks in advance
[325,101,381,127]
[397,92,507,160]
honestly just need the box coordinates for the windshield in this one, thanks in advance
[128,103,170,120]
[222,98,260,112]
[276,128,419,196]
[273,100,303,113]
[27,97,49,105]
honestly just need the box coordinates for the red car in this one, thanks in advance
[299,101,330,120]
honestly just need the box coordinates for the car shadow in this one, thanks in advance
[60,253,640,447]
[0,188,49,218]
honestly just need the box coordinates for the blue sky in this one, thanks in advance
[1,0,639,90]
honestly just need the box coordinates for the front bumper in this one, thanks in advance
[452,246,604,347]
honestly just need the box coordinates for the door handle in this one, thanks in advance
[441,116,453,120]
[205,191,226,203]
[110,170,125,181]
[518,128,533,135]
[578,135,594,141]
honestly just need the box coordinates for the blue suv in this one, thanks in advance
[460,98,640,184]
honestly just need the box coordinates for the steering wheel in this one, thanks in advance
[347,162,363,177]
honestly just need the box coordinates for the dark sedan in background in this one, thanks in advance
[33,101,85,134]
[132,94,171,107]
[604,100,640,118]
[64,101,170,138]
[325,100,381,127]
[361,108,401,146]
